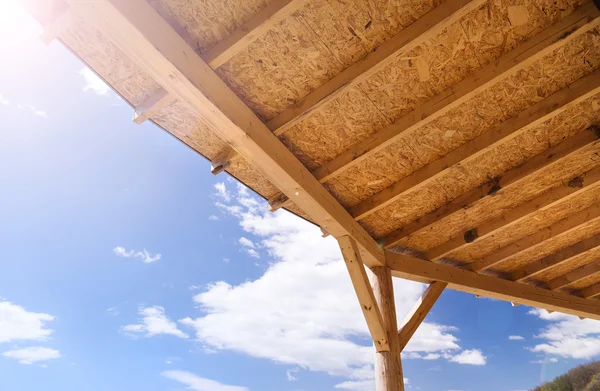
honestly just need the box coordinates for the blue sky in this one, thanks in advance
[1,2,600,391]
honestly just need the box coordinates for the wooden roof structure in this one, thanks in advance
[26,0,600,389]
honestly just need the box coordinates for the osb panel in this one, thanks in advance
[358,19,481,123]
[326,138,423,204]
[324,178,363,207]
[529,245,600,282]
[280,86,391,170]
[568,272,600,290]
[151,100,282,201]
[448,183,600,263]
[149,0,270,54]
[216,14,345,121]
[487,214,600,274]
[461,0,586,68]
[328,29,600,207]
[60,14,160,107]
[382,141,600,248]
[297,0,440,68]
[152,100,227,158]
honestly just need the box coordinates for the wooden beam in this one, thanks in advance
[266,0,486,134]
[68,0,386,267]
[131,0,309,125]
[470,202,600,272]
[547,260,600,290]
[210,147,238,175]
[370,266,404,391]
[381,128,600,249]
[132,89,174,124]
[511,232,600,282]
[397,281,447,352]
[338,236,389,352]
[40,3,70,45]
[350,69,600,221]
[309,3,600,184]
[266,2,600,208]
[580,283,600,298]
[203,0,310,69]
[427,142,600,262]
[268,192,291,212]
[386,251,600,320]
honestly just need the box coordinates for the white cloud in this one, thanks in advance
[26,105,48,118]
[179,188,479,384]
[106,307,119,316]
[162,370,248,391]
[79,67,111,96]
[335,378,409,390]
[209,215,219,221]
[0,300,54,343]
[0,94,9,105]
[2,347,60,364]
[214,182,231,202]
[508,335,524,341]
[122,306,187,339]
[113,246,161,263]
[448,349,486,365]
[238,237,255,248]
[286,368,299,381]
[527,309,600,359]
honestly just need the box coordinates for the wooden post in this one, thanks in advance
[369,266,404,391]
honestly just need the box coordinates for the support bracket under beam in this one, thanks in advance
[338,236,389,352]
[398,281,447,352]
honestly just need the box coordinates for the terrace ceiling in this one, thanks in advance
[26,0,600,334]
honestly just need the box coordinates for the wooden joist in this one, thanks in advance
[131,0,310,125]
[546,260,600,290]
[69,0,386,267]
[398,281,447,352]
[338,236,389,352]
[310,3,600,185]
[202,0,311,69]
[268,2,600,212]
[469,202,600,272]
[386,251,600,320]
[132,89,174,124]
[351,69,600,221]
[511,232,600,282]
[40,3,70,44]
[580,283,600,298]
[381,128,600,249]
[266,0,485,134]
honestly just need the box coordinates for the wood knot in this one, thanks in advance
[464,228,479,243]
[487,177,501,195]
[568,176,584,188]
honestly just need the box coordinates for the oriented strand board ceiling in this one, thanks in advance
[25,0,600,316]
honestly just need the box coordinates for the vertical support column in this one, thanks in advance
[369,266,404,391]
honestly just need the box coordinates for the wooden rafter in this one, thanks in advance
[511,232,600,282]
[266,0,485,134]
[547,260,600,290]
[386,251,600,320]
[381,128,600,249]
[580,283,600,298]
[268,3,600,211]
[398,281,447,352]
[40,2,71,45]
[210,147,239,175]
[311,4,600,182]
[338,236,389,351]
[351,69,600,221]
[130,0,310,125]
[67,0,386,267]
[132,88,174,124]
[469,202,600,272]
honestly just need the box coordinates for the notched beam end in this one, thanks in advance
[268,193,291,212]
